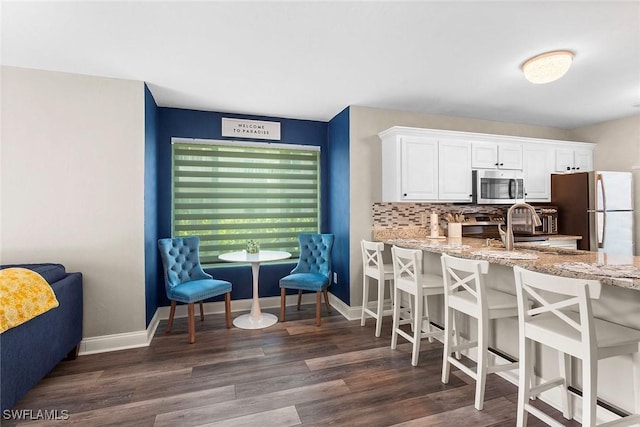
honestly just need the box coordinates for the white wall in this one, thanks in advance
[348,105,572,307]
[1,66,146,338]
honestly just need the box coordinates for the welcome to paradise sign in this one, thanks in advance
[221,118,281,141]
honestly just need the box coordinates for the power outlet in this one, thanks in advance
[333,272,338,284]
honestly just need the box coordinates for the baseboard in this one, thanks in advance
[78,293,346,355]
[78,311,160,355]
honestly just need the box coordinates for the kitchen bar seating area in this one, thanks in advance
[370,234,640,426]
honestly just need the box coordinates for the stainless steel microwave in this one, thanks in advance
[472,170,525,204]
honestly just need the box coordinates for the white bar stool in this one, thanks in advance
[440,253,520,410]
[361,240,394,337]
[513,266,640,427]
[391,245,444,366]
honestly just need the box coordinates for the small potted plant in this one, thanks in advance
[246,240,260,254]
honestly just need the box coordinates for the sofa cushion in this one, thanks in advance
[0,263,67,284]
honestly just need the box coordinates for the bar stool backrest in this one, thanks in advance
[391,246,422,294]
[441,253,490,317]
[513,265,601,359]
[361,240,386,280]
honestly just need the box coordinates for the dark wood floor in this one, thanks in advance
[6,305,579,426]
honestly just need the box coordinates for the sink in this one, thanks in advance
[471,250,539,260]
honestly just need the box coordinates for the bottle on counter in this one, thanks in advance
[430,211,440,238]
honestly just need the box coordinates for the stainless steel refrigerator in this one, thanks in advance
[551,171,634,254]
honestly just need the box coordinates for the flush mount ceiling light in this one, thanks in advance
[521,50,574,84]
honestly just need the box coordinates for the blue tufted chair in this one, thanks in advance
[279,233,335,326]
[158,236,232,343]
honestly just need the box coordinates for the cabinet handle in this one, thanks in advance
[576,167,580,170]
[494,163,499,166]
[567,166,571,171]
[499,163,504,166]
[403,193,407,196]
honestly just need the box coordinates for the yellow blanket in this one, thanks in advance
[0,268,59,333]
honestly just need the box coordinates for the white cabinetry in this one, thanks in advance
[522,144,555,202]
[555,147,593,172]
[400,137,438,200]
[379,126,595,203]
[471,142,522,170]
[439,140,472,202]
[379,129,471,202]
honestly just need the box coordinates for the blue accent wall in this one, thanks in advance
[144,85,159,326]
[156,108,329,305]
[327,107,350,304]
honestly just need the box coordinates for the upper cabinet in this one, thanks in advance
[471,142,523,170]
[379,126,595,203]
[399,137,439,200]
[522,143,555,202]
[439,140,473,201]
[380,129,471,202]
[555,147,594,172]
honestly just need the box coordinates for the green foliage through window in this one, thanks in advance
[171,140,320,265]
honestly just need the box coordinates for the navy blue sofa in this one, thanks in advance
[0,263,83,411]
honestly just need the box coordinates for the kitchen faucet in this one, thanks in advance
[498,202,542,251]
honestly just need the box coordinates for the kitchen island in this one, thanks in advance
[376,235,640,423]
[380,236,640,290]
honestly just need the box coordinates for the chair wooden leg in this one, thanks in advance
[475,315,489,410]
[559,352,573,418]
[315,291,322,326]
[323,289,331,314]
[375,279,384,337]
[441,305,452,384]
[391,282,401,350]
[280,288,286,322]
[187,303,196,344]
[297,290,303,310]
[361,275,369,326]
[411,292,423,366]
[225,292,232,329]
[166,300,177,333]
[199,301,205,322]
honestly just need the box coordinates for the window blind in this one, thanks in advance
[172,141,320,265]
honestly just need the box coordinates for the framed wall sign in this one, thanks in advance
[221,118,281,141]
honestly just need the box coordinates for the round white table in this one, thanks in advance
[218,250,291,329]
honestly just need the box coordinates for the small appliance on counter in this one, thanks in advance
[461,210,555,243]
[510,206,558,236]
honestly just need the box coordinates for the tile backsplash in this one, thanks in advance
[372,202,506,230]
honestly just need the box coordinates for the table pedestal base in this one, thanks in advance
[233,312,278,329]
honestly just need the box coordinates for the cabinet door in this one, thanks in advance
[555,148,575,172]
[498,143,523,170]
[439,140,472,201]
[471,142,498,169]
[523,144,554,201]
[472,142,522,169]
[573,148,593,172]
[400,137,438,200]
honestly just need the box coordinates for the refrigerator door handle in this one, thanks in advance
[596,173,606,212]
[597,211,605,248]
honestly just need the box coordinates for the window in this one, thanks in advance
[171,139,320,265]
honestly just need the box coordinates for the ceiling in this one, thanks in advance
[2,1,639,129]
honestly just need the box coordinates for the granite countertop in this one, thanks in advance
[377,235,640,290]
